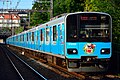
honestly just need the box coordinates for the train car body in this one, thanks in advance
[6,12,112,72]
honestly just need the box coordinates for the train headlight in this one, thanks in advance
[101,48,110,54]
[67,49,78,54]
[101,50,105,53]
[73,50,76,53]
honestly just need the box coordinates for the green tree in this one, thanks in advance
[30,12,49,26]
[53,0,84,16]
[30,1,50,26]
[15,27,24,34]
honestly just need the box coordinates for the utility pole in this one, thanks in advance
[28,11,31,28]
[15,0,21,9]
[50,0,53,18]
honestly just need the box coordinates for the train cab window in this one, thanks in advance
[53,25,57,41]
[66,15,77,42]
[79,14,111,42]
[32,32,34,42]
[66,13,111,42]
[46,28,50,41]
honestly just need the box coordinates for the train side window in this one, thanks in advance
[20,35,22,42]
[60,24,62,38]
[16,36,18,41]
[13,37,14,41]
[23,35,24,42]
[36,31,38,42]
[40,29,43,41]
[27,33,28,41]
[46,28,50,41]
[16,36,17,41]
[32,32,34,42]
[29,33,31,41]
[21,35,23,42]
[53,25,57,41]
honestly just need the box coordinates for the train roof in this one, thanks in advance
[7,14,66,39]
[7,12,111,39]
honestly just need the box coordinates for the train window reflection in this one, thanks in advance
[32,32,34,42]
[27,33,28,41]
[46,28,50,41]
[66,13,111,42]
[53,26,57,41]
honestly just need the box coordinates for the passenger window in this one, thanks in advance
[60,24,62,39]
[29,33,31,41]
[23,35,24,42]
[27,33,28,41]
[13,37,14,41]
[53,26,57,41]
[20,35,22,42]
[36,31,38,42]
[40,29,43,41]
[46,28,50,41]
[16,36,18,41]
[32,32,34,41]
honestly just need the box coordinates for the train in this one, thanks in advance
[6,12,112,72]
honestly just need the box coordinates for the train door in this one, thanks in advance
[26,33,29,48]
[45,26,50,52]
[22,34,24,47]
[41,28,45,51]
[36,30,39,50]
[31,31,34,49]
[24,33,26,47]
[28,32,31,48]
[50,27,52,52]
[20,35,22,46]
[39,29,42,51]
[17,35,20,46]
[51,25,59,54]
[58,23,64,55]
[34,30,37,50]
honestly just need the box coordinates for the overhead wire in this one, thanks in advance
[15,0,21,9]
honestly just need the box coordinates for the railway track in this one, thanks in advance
[0,44,47,80]
[8,45,85,80]
[8,45,120,80]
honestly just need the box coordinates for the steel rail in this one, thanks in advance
[5,46,47,80]
[0,45,24,80]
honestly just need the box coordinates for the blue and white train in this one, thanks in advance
[6,12,112,72]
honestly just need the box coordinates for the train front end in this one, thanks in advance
[65,12,112,72]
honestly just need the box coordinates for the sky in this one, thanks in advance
[0,0,34,9]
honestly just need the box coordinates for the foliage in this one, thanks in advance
[53,0,84,16]
[15,27,24,34]
[30,12,49,26]
[0,27,11,32]
[30,1,50,26]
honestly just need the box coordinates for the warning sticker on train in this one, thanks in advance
[83,43,96,54]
